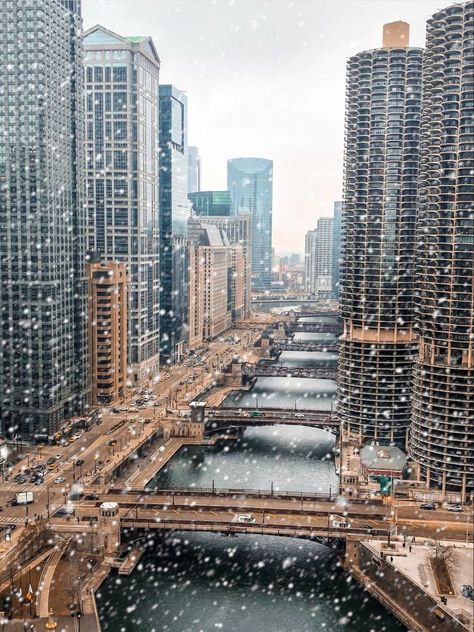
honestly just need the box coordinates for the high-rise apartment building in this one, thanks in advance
[409,1,474,501]
[193,214,251,318]
[187,146,201,194]
[304,218,334,298]
[332,201,343,299]
[83,26,161,385]
[0,0,88,437]
[228,158,273,291]
[87,258,127,406]
[338,22,423,444]
[188,191,231,216]
[159,85,190,363]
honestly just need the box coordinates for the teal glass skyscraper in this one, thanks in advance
[227,158,273,291]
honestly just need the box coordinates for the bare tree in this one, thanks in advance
[430,542,458,579]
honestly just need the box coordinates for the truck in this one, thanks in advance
[15,492,34,505]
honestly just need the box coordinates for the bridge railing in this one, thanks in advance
[120,517,385,538]
[136,485,338,501]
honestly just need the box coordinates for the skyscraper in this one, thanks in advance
[409,1,474,501]
[332,201,343,299]
[0,0,88,437]
[187,146,201,194]
[188,191,231,216]
[159,85,190,363]
[337,22,423,444]
[227,158,273,291]
[83,26,161,385]
[194,214,251,318]
[304,218,334,298]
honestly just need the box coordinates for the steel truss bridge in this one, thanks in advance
[241,363,336,380]
[271,341,339,353]
[205,407,339,429]
[285,322,342,334]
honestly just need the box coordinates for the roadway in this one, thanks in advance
[72,491,471,542]
[0,323,267,530]
[205,408,339,428]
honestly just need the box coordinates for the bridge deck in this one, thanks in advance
[241,363,337,379]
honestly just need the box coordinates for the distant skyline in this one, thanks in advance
[83,0,455,251]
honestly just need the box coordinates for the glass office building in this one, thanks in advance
[0,0,88,437]
[338,22,422,444]
[83,26,161,384]
[188,191,231,216]
[159,85,190,362]
[227,158,273,291]
[409,1,474,501]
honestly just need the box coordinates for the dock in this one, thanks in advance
[118,546,145,575]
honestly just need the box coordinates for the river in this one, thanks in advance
[97,315,405,632]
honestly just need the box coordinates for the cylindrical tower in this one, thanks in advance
[337,23,423,444]
[409,1,474,502]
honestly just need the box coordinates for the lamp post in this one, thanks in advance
[45,608,57,629]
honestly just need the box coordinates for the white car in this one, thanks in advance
[54,476,66,484]
[234,514,256,524]
[294,413,305,419]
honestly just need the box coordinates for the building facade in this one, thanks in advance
[87,258,127,406]
[332,201,343,299]
[0,0,89,437]
[187,219,244,345]
[337,22,423,444]
[188,190,231,216]
[227,158,273,291]
[187,146,201,194]
[193,214,251,318]
[159,85,190,363]
[83,26,161,385]
[409,1,474,501]
[304,217,334,298]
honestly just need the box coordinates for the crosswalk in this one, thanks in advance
[0,516,24,525]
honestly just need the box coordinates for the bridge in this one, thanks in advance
[72,489,390,542]
[271,341,339,353]
[205,407,338,429]
[285,322,341,334]
[241,363,337,381]
[70,488,469,543]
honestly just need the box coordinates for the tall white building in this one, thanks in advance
[83,26,161,385]
[304,218,334,298]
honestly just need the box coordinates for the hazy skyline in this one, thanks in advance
[83,0,455,252]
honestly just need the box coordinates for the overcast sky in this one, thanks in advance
[83,0,455,254]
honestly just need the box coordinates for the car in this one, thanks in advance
[111,408,120,414]
[34,479,43,486]
[75,459,84,467]
[47,457,56,465]
[16,476,28,484]
[447,504,463,513]
[129,408,139,413]
[332,519,351,529]
[294,413,305,419]
[235,514,256,524]
[85,493,99,501]
[54,476,66,484]
[420,502,436,511]
[55,454,62,460]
